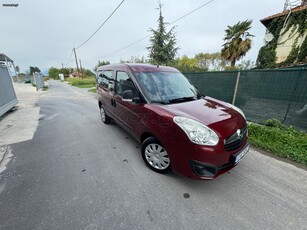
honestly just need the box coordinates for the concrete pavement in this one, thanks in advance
[0,82,45,172]
[0,82,44,146]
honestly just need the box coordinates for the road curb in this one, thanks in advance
[0,145,9,165]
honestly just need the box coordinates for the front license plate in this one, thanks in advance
[234,144,249,164]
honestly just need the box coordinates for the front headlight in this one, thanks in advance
[227,103,246,120]
[173,116,219,146]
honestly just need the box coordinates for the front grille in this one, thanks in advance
[224,126,247,151]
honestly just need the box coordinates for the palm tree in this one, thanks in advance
[221,20,254,67]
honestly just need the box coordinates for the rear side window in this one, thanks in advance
[97,70,114,91]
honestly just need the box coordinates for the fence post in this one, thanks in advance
[232,71,241,105]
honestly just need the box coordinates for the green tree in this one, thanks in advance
[94,60,110,71]
[29,66,41,75]
[147,2,178,65]
[195,52,229,71]
[237,59,255,70]
[59,68,72,78]
[221,20,254,67]
[171,55,205,72]
[48,67,60,79]
[82,68,96,78]
[120,55,147,64]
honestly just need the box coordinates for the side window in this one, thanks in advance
[98,70,114,91]
[116,71,137,97]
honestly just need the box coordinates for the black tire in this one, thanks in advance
[141,137,171,174]
[100,106,111,124]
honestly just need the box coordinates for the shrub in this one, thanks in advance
[248,119,307,167]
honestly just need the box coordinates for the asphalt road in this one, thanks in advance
[0,80,306,230]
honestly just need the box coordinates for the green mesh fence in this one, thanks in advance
[184,68,307,131]
[185,71,238,103]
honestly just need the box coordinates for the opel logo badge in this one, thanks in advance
[237,129,243,139]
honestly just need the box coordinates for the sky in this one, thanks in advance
[0,0,286,73]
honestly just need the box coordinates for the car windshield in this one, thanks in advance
[134,71,201,104]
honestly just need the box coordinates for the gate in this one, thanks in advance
[0,66,18,116]
[33,72,44,91]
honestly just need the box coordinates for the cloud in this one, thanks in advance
[0,0,285,72]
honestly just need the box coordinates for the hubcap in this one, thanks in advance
[145,144,170,170]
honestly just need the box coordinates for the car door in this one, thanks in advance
[114,71,142,133]
[96,70,116,118]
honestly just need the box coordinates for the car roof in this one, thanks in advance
[96,63,179,73]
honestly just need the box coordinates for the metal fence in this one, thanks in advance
[0,66,18,116]
[33,72,44,91]
[184,67,307,131]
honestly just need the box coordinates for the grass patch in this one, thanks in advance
[248,119,307,167]
[75,84,95,88]
[89,88,96,93]
[66,77,96,88]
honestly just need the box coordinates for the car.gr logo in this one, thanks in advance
[2,4,19,7]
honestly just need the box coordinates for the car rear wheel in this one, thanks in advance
[100,106,111,124]
[141,137,171,174]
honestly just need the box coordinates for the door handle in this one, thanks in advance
[111,98,116,107]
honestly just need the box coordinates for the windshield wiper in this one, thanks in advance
[169,96,197,103]
[151,100,169,105]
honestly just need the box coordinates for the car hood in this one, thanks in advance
[152,97,246,131]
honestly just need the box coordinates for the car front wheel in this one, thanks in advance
[100,106,111,124]
[141,137,171,174]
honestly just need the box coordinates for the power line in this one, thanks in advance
[168,0,215,25]
[96,0,216,60]
[80,60,97,74]
[65,49,74,66]
[99,35,150,59]
[75,0,125,49]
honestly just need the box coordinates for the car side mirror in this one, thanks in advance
[122,90,133,101]
[123,90,141,103]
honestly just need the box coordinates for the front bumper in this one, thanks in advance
[189,143,250,179]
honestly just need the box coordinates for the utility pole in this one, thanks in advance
[79,59,83,79]
[73,48,81,79]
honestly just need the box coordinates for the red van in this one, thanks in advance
[96,64,249,179]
